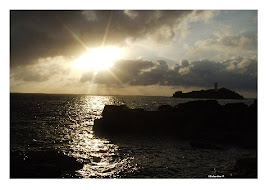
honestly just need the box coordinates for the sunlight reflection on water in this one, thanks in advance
[60,96,137,178]
[11,94,256,178]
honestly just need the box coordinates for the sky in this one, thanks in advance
[10,10,257,97]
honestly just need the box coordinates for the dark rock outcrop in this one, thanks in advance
[93,100,257,148]
[10,151,83,178]
[231,157,257,178]
[173,88,244,99]
[212,157,257,178]
[158,105,173,112]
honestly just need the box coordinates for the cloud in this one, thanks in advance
[10,56,70,82]
[79,57,257,91]
[11,55,257,95]
[219,33,257,50]
[11,10,207,68]
[186,33,257,60]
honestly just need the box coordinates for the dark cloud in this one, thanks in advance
[10,56,70,82]
[11,66,50,82]
[81,57,257,91]
[13,72,49,82]
[11,10,199,68]
[95,59,156,85]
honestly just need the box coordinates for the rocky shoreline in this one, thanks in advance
[10,151,83,178]
[210,157,257,178]
[93,100,257,178]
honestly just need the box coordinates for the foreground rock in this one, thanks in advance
[211,157,257,178]
[231,157,257,178]
[94,100,257,148]
[10,151,83,178]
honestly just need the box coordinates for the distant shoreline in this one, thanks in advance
[173,87,245,100]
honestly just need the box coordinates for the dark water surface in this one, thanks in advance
[10,93,256,178]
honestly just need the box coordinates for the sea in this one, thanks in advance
[10,93,257,178]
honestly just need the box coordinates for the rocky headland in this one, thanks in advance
[173,88,244,99]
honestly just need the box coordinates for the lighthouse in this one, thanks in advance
[214,82,218,91]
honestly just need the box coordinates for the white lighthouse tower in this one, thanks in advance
[214,82,218,91]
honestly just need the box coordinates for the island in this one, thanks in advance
[173,83,244,99]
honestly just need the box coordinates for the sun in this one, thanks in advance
[72,46,123,71]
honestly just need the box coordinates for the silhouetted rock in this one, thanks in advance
[132,108,145,112]
[10,151,83,178]
[173,100,221,112]
[173,88,244,99]
[213,157,257,178]
[231,157,257,178]
[103,105,129,115]
[158,105,173,112]
[223,103,248,112]
[93,100,257,148]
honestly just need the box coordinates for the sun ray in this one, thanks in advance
[101,11,113,47]
[57,17,89,51]
[106,68,123,85]
[86,72,98,94]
